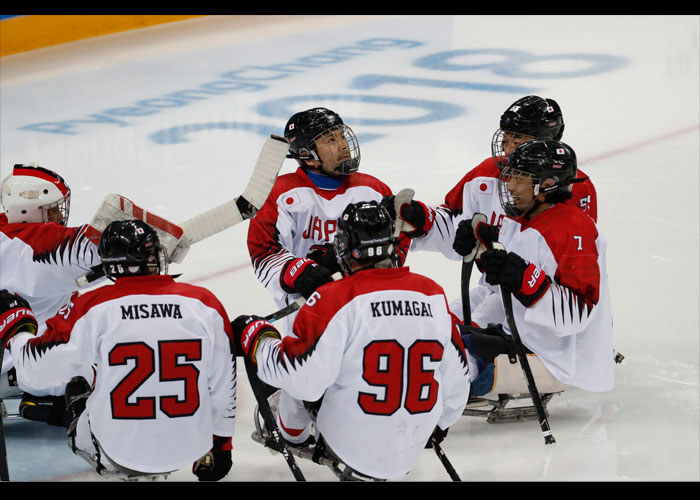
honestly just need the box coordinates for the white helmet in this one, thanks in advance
[1,163,71,226]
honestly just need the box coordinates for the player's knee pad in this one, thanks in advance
[488,354,568,395]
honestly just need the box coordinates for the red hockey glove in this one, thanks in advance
[231,315,281,364]
[192,435,232,482]
[280,257,333,299]
[0,289,38,349]
[480,249,551,307]
[453,219,499,258]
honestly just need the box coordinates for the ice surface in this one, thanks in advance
[1,15,698,482]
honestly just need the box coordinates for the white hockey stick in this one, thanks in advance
[76,135,289,286]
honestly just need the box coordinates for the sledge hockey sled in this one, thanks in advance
[251,403,384,482]
[463,353,567,423]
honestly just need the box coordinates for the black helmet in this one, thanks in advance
[333,201,396,276]
[500,96,564,139]
[98,219,166,279]
[498,139,578,217]
[284,107,360,177]
[492,96,565,169]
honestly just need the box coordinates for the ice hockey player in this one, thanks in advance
[246,107,412,330]
[456,139,614,397]
[0,163,103,425]
[234,201,470,481]
[0,219,236,481]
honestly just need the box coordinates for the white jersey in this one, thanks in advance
[247,168,411,309]
[8,275,236,473]
[0,214,102,375]
[478,203,614,392]
[255,266,470,479]
[412,157,598,260]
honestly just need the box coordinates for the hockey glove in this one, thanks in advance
[192,435,232,482]
[231,315,281,364]
[381,195,434,238]
[280,257,333,299]
[453,219,499,258]
[306,243,341,276]
[480,249,551,308]
[425,426,448,449]
[0,289,38,349]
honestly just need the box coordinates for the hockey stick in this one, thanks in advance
[492,242,555,445]
[460,213,488,325]
[0,348,10,481]
[76,134,289,286]
[242,356,306,481]
[431,441,461,481]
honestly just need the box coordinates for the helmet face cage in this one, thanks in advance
[309,124,360,176]
[1,164,71,226]
[333,201,396,276]
[498,139,577,216]
[491,129,536,170]
[497,165,539,217]
[98,220,167,279]
[284,108,361,176]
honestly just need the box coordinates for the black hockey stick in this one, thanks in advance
[431,441,461,481]
[243,356,306,481]
[492,242,555,445]
[0,348,10,481]
[460,213,488,325]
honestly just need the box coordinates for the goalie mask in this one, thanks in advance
[284,107,360,178]
[491,96,565,169]
[1,163,71,226]
[498,139,578,218]
[333,201,396,276]
[98,219,168,279]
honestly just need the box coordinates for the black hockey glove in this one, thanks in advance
[306,243,341,275]
[280,257,333,299]
[453,219,499,258]
[480,249,551,308]
[231,315,281,364]
[425,426,448,449]
[0,289,38,349]
[192,435,232,482]
[380,195,434,238]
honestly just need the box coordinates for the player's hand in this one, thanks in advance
[0,289,38,349]
[231,315,281,364]
[425,426,448,449]
[192,436,232,481]
[381,195,434,238]
[480,249,551,307]
[306,243,341,275]
[280,257,333,299]
[453,219,498,258]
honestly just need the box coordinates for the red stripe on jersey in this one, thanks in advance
[281,267,446,361]
[31,275,233,350]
